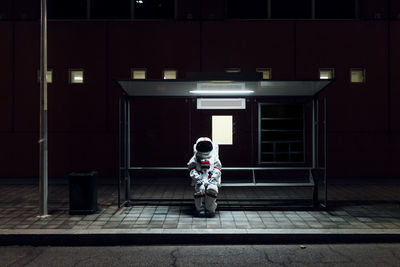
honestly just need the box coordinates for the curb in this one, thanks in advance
[1,229,400,245]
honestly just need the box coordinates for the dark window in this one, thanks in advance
[91,0,130,19]
[134,0,174,19]
[48,0,87,19]
[0,0,14,20]
[226,0,268,19]
[259,104,304,163]
[315,0,356,19]
[271,0,311,19]
[5,0,40,20]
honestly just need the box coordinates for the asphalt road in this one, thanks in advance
[1,244,400,266]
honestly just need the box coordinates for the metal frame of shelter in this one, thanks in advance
[116,78,332,209]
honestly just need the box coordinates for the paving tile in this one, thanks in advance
[2,183,400,232]
[14,225,30,229]
[91,221,107,226]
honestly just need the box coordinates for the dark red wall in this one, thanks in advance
[390,21,400,177]
[201,21,295,78]
[0,18,398,179]
[296,21,389,178]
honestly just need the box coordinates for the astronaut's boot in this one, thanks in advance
[205,184,218,218]
[194,196,205,217]
[194,184,205,217]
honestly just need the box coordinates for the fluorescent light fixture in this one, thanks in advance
[190,90,254,94]
[197,82,245,90]
[191,82,253,94]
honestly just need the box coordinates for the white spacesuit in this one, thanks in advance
[187,137,222,217]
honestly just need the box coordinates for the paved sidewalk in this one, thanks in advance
[0,181,400,244]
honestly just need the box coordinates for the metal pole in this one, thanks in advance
[323,96,327,207]
[117,96,121,207]
[39,0,48,216]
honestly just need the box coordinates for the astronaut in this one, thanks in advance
[187,137,222,217]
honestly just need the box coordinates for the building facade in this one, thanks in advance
[0,0,399,180]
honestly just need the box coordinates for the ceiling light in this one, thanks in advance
[189,90,254,94]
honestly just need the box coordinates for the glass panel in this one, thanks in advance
[315,0,356,19]
[91,0,130,19]
[226,0,268,19]
[271,0,312,19]
[260,104,303,118]
[212,115,233,145]
[134,0,175,19]
[48,0,87,19]
[259,104,304,163]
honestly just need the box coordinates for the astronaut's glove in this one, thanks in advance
[207,178,217,185]
[196,178,203,185]
[190,169,201,180]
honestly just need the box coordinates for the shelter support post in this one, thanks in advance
[312,98,316,169]
[118,95,131,207]
[125,98,131,206]
[315,96,328,209]
[323,96,328,208]
[118,96,122,207]
[311,97,318,207]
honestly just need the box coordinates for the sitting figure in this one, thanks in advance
[187,137,222,217]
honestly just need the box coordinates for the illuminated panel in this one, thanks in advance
[212,115,233,145]
[197,98,246,109]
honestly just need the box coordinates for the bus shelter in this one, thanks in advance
[116,76,332,209]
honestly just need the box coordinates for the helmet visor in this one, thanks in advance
[196,141,213,153]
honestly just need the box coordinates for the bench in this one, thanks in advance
[127,166,322,208]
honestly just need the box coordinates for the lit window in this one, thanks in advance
[350,68,365,83]
[212,115,233,145]
[163,69,177,80]
[319,68,334,80]
[132,68,146,80]
[69,70,84,84]
[225,68,241,73]
[37,70,53,83]
[256,68,272,80]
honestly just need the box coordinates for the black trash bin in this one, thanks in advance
[68,171,98,215]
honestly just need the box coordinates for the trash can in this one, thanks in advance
[68,171,98,215]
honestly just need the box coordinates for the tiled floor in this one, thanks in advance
[0,182,400,231]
